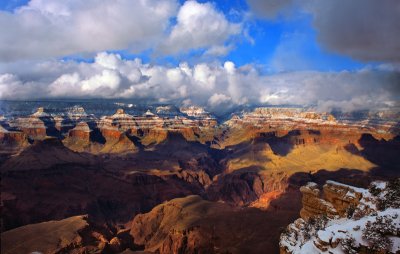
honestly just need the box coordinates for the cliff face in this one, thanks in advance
[129,195,301,254]
[0,126,28,156]
[0,215,136,254]
[130,195,222,254]
[3,106,398,157]
[299,182,339,220]
[280,179,400,254]
[63,121,91,151]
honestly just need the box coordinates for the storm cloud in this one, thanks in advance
[247,0,400,63]
[310,0,400,62]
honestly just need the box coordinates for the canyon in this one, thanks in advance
[1,105,399,253]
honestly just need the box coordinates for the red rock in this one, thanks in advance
[68,122,91,139]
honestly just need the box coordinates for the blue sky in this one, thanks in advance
[95,0,366,72]
[0,0,27,11]
[0,0,368,72]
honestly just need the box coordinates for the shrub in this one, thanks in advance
[384,178,400,208]
[377,178,400,210]
[341,236,358,254]
[362,215,395,252]
[346,204,356,219]
[369,184,382,196]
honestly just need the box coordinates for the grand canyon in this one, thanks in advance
[1,103,399,253]
[1,0,399,253]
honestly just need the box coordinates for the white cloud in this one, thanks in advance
[224,61,236,74]
[0,0,178,61]
[0,52,398,113]
[158,1,241,55]
[95,52,122,70]
[208,93,231,107]
[204,45,234,56]
[0,0,245,61]
[81,70,121,93]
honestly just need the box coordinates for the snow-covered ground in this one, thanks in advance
[280,180,400,254]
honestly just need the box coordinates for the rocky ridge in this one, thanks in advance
[1,106,397,156]
[1,215,136,254]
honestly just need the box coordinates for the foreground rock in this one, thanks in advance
[1,215,135,254]
[130,195,301,254]
[280,179,400,254]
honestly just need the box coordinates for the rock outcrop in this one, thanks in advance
[1,137,94,171]
[1,215,135,254]
[280,179,400,254]
[299,180,377,220]
[130,195,301,254]
[299,182,338,220]
[0,126,28,155]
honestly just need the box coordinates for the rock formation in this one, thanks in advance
[299,182,338,220]
[280,179,400,254]
[63,121,92,151]
[129,195,301,254]
[1,215,135,254]
[0,125,28,156]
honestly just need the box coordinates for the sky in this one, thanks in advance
[0,0,399,112]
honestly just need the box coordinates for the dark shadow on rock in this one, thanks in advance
[206,166,265,205]
[344,143,361,155]
[134,132,226,177]
[1,161,203,232]
[40,116,61,138]
[257,130,302,156]
[358,133,400,171]
[127,133,144,151]
[308,129,321,135]
[58,116,75,134]
[90,128,106,144]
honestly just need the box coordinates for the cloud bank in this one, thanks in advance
[247,0,400,63]
[0,0,178,61]
[0,0,242,61]
[0,52,398,113]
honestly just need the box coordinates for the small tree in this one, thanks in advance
[384,178,400,209]
[369,184,382,196]
[362,215,395,252]
[341,236,358,254]
[346,204,356,219]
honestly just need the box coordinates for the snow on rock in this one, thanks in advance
[280,179,400,254]
[180,106,212,118]
[31,107,50,117]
